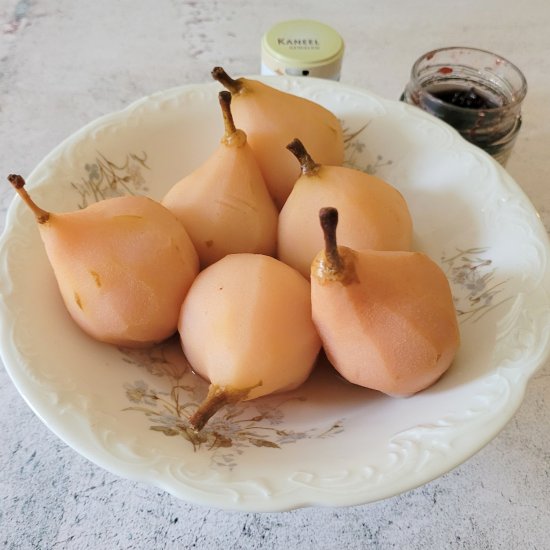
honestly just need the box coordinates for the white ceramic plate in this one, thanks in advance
[1,77,549,512]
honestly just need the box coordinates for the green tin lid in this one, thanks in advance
[261,19,344,70]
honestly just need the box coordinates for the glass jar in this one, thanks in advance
[401,47,527,165]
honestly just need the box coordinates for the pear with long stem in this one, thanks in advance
[212,67,344,209]
[162,91,278,268]
[8,174,199,347]
[311,207,460,396]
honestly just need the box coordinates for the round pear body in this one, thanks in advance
[162,92,278,268]
[162,131,277,269]
[179,253,322,403]
[213,68,345,209]
[311,246,460,396]
[278,163,413,279]
[38,195,199,347]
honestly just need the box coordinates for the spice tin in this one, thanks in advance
[261,19,344,81]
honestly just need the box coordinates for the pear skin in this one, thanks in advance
[162,91,278,268]
[278,139,413,279]
[311,207,460,396]
[179,253,322,430]
[212,67,344,209]
[8,174,199,348]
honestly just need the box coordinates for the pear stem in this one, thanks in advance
[286,138,320,176]
[189,382,260,432]
[211,66,243,94]
[319,207,344,273]
[7,174,50,224]
[218,91,237,138]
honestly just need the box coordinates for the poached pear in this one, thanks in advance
[311,207,460,396]
[179,253,322,431]
[212,67,344,209]
[278,139,413,279]
[162,91,278,268]
[8,174,199,348]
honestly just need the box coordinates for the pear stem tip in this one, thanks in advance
[219,89,232,104]
[218,91,238,138]
[286,138,320,176]
[319,207,343,272]
[7,173,50,224]
[7,174,25,189]
[211,66,243,94]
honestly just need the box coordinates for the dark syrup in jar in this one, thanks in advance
[417,82,509,140]
[426,83,504,110]
[431,87,497,109]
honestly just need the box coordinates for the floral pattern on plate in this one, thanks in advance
[121,343,344,470]
[343,121,393,174]
[71,151,149,208]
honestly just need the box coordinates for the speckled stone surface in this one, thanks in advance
[1,1,549,548]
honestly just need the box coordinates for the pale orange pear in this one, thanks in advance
[311,207,460,396]
[179,253,322,431]
[278,139,413,279]
[162,91,278,268]
[8,174,199,348]
[212,67,344,209]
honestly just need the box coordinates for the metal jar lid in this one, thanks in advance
[261,19,345,80]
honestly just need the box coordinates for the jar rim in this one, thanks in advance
[411,46,528,111]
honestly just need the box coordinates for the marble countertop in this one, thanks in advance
[1,1,549,548]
